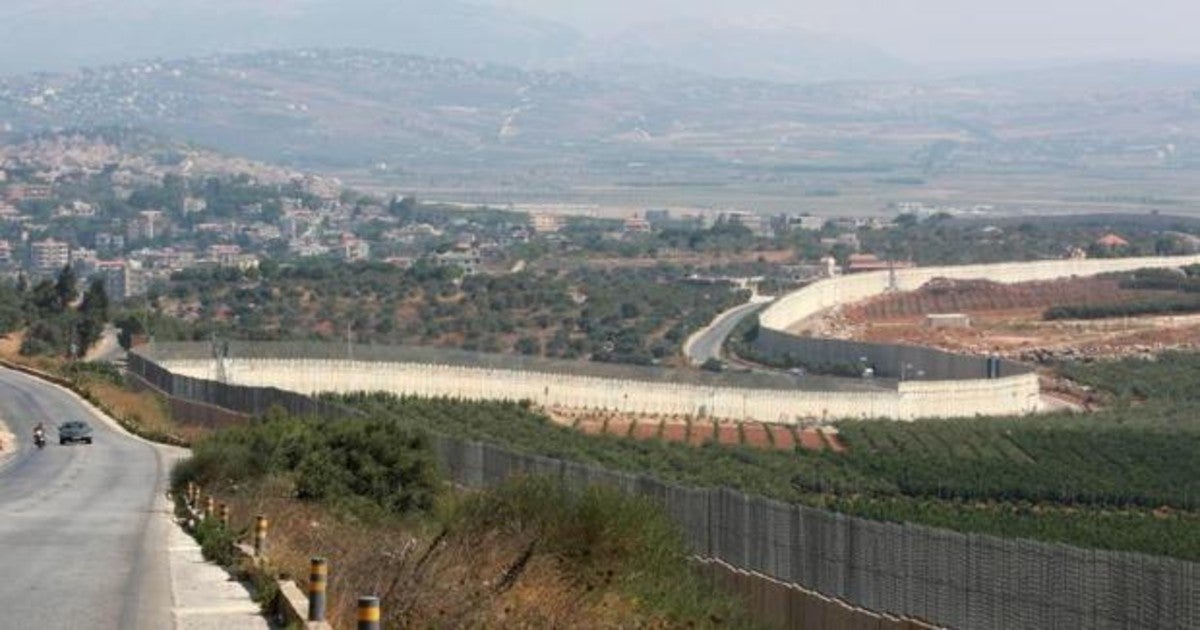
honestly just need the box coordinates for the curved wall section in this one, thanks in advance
[759,255,1200,332]
[140,255,1200,424]
[154,357,1039,421]
[753,255,1200,414]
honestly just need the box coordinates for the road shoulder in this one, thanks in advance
[0,416,15,471]
[168,521,271,630]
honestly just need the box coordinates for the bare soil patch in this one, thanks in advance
[768,425,795,450]
[546,408,839,453]
[740,424,773,449]
[824,276,1200,361]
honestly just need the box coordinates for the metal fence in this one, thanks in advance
[127,352,355,419]
[695,558,941,630]
[434,437,1197,630]
[132,351,1198,629]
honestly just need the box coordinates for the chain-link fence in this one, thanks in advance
[132,351,1198,629]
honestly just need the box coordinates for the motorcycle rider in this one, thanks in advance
[32,421,46,446]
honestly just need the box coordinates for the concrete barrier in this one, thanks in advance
[133,255,1200,422]
[759,255,1200,332]
[154,356,1039,421]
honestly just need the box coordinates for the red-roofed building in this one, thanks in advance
[1095,233,1130,249]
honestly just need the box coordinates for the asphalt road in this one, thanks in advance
[0,368,175,629]
[684,300,770,366]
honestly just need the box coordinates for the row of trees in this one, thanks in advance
[1043,296,1200,320]
[0,265,110,357]
[156,260,747,365]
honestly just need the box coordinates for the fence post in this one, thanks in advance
[357,596,381,630]
[308,558,327,622]
[254,514,268,557]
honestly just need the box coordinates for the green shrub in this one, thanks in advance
[173,415,440,515]
[193,517,237,567]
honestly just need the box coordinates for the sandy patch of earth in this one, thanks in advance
[0,418,16,459]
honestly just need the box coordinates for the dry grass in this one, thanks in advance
[216,487,682,629]
[84,378,203,443]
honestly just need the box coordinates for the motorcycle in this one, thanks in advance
[33,428,46,449]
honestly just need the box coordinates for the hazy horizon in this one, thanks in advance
[492,0,1200,67]
[1,0,1198,79]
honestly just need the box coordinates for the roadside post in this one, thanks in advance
[357,596,381,630]
[253,514,268,557]
[308,558,327,622]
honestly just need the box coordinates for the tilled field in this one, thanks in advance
[547,408,845,453]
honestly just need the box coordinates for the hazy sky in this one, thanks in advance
[493,0,1200,65]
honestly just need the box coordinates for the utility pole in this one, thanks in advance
[211,333,229,383]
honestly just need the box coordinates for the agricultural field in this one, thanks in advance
[546,408,844,453]
[833,269,1200,361]
[334,352,1200,561]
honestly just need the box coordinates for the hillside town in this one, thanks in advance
[0,133,877,302]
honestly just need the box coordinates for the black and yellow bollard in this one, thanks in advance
[253,514,268,556]
[357,596,381,630]
[219,503,230,528]
[308,558,327,622]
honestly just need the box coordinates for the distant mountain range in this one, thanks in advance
[579,19,910,83]
[2,47,1197,182]
[0,0,578,75]
[0,0,906,84]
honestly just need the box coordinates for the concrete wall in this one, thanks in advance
[751,254,1200,413]
[158,357,1040,422]
[752,327,1028,381]
[759,255,1200,331]
[143,256,1199,423]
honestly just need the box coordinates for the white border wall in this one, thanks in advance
[158,358,1039,422]
[759,255,1200,331]
[153,256,1200,423]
